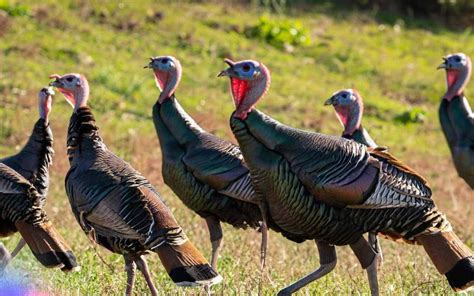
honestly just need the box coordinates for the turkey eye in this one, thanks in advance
[342,94,347,98]
[161,58,169,64]
[66,77,74,82]
[455,57,461,62]
[242,64,251,72]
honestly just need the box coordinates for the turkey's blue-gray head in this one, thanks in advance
[438,53,471,101]
[38,87,55,121]
[325,89,363,136]
[146,56,182,103]
[218,59,271,120]
[49,73,90,110]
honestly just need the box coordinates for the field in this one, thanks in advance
[0,0,473,295]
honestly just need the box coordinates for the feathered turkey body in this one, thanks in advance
[438,53,473,189]
[65,108,190,254]
[50,73,220,296]
[220,59,474,294]
[153,97,262,230]
[148,56,299,272]
[0,88,77,271]
[231,110,447,245]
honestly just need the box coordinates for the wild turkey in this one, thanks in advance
[145,55,291,271]
[324,89,377,148]
[0,88,78,272]
[325,88,383,264]
[49,73,221,296]
[438,53,473,189]
[219,59,474,294]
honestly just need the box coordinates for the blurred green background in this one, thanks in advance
[0,0,472,295]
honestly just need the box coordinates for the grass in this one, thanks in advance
[0,0,473,295]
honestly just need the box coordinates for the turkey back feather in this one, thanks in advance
[15,220,78,271]
[65,106,220,285]
[155,240,221,286]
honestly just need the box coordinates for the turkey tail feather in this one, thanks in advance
[417,231,474,292]
[15,220,78,271]
[155,240,222,286]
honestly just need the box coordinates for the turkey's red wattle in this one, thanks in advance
[334,105,351,127]
[154,70,169,92]
[230,78,249,110]
[59,89,76,107]
[447,70,459,89]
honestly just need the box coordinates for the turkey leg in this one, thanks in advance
[135,255,158,296]
[10,238,26,258]
[259,202,269,271]
[205,216,223,270]
[277,241,337,295]
[124,254,137,296]
[0,242,12,273]
[350,236,380,296]
[0,238,26,273]
[368,233,382,266]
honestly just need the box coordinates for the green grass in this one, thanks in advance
[0,0,473,295]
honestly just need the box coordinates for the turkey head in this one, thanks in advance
[146,56,182,103]
[49,73,90,110]
[218,59,271,120]
[38,87,54,121]
[325,89,363,136]
[438,53,472,101]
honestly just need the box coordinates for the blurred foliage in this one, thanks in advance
[395,107,427,124]
[0,0,29,16]
[249,0,473,27]
[244,16,311,51]
[0,1,473,293]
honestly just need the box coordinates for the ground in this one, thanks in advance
[0,0,473,295]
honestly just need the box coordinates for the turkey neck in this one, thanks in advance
[38,103,49,123]
[444,60,471,102]
[233,109,294,151]
[0,118,54,196]
[334,102,362,137]
[348,127,378,148]
[66,107,101,164]
[72,87,89,112]
[157,96,205,146]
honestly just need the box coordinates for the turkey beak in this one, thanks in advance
[49,79,61,87]
[217,68,231,77]
[437,57,447,70]
[218,67,236,78]
[49,74,62,87]
[42,87,55,96]
[144,57,156,69]
[324,96,335,106]
[218,58,236,77]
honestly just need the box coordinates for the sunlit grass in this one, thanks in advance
[0,1,472,294]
